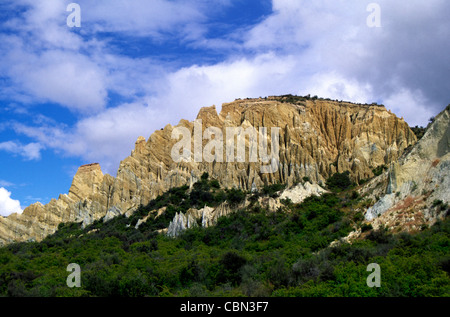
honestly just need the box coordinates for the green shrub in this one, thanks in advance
[366,226,391,244]
[179,260,202,286]
[372,165,387,176]
[210,179,220,189]
[350,191,360,200]
[268,258,291,288]
[226,188,245,206]
[280,197,292,206]
[218,251,247,285]
[361,223,373,233]
[1,174,449,298]
[262,183,286,198]
[326,171,353,192]
[292,257,320,283]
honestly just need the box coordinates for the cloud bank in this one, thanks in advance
[1,0,449,177]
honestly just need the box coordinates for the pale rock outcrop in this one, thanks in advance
[201,203,233,228]
[361,105,450,232]
[365,194,396,221]
[135,207,166,229]
[165,202,236,237]
[0,97,417,245]
[135,218,147,230]
[0,163,110,244]
[164,181,329,237]
[103,206,122,223]
[166,212,199,238]
[279,182,328,204]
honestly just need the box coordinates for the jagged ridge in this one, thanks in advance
[0,97,417,245]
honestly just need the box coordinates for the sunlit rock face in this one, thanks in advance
[362,105,449,233]
[0,97,417,245]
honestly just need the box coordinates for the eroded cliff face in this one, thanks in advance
[0,97,417,245]
[360,105,450,233]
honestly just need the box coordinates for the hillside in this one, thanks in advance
[361,104,450,234]
[0,172,448,297]
[0,96,448,298]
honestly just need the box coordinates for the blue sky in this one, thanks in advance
[0,0,449,216]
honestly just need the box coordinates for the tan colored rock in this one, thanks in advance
[0,97,417,245]
[342,104,450,240]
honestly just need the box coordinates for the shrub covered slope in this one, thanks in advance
[0,174,449,297]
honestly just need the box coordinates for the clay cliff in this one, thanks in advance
[359,104,450,233]
[0,96,417,245]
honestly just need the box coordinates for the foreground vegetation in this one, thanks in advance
[0,174,449,297]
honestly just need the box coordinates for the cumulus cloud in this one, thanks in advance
[0,0,226,115]
[0,2,106,113]
[4,49,108,113]
[161,53,302,117]
[0,187,22,217]
[6,52,374,172]
[0,141,43,161]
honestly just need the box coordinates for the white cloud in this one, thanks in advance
[0,141,43,161]
[79,0,208,37]
[0,0,218,115]
[0,187,23,217]
[304,72,373,104]
[0,26,106,113]
[6,49,108,113]
[383,89,436,127]
[72,101,171,173]
[8,53,301,173]
[162,53,300,118]
[15,0,83,50]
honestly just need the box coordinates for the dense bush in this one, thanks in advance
[326,171,353,192]
[262,183,286,198]
[372,165,387,176]
[226,188,246,206]
[410,126,426,140]
[217,251,247,285]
